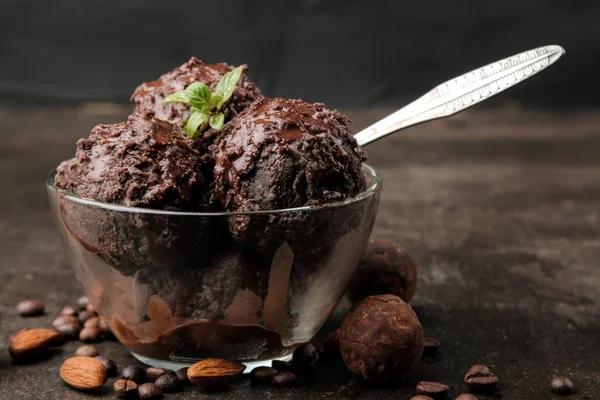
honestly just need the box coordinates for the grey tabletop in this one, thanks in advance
[0,105,599,399]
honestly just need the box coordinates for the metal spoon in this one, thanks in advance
[354,45,565,146]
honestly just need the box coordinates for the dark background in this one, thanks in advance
[1,0,598,109]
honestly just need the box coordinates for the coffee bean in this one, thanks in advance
[84,317,101,328]
[175,367,189,384]
[292,343,319,370]
[155,372,182,393]
[114,379,137,399]
[55,323,81,340]
[16,300,45,317]
[416,381,449,398]
[456,394,478,400]
[75,345,99,357]
[77,296,89,310]
[121,365,147,383]
[464,364,498,392]
[250,366,278,383]
[410,396,434,400]
[271,371,300,387]
[86,303,97,315]
[138,383,163,399]
[53,315,79,329]
[79,327,102,343]
[59,306,78,316]
[422,337,440,357]
[95,356,117,377]
[78,310,95,323]
[146,367,167,381]
[550,376,575,395]
[97,318,115,339]
[272,359,294,372]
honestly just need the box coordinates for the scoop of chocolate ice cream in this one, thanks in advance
[55,114,212,211]
[212,97,367,212]
[131,57,261,129]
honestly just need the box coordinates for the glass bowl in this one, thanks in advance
[46,163,381,370]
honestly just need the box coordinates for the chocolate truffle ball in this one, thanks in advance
[347,239,417,303]
[339,294,424,381]
[131,57,261,129]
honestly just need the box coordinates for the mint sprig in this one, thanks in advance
[163,66,243,139]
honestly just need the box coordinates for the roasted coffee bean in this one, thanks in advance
[422,337,440,357]
[59,306,78,316]
[138,382,163,399]
[78,311,95,323]
[77,296,89,310]
[86,303,97,315]
[121,365,147,383]
[155,372,182,393]
[114,379,137,399]
[464,364,498,392]
[410,396,434,400]
[250,366,278,383]
[79,327,102,343]
[146,367,167,381]
[75,345,99,357]
[97,318,114,339]
[272,360,294,372]
[175,367,189,384]
[16,300,45,317]
[292,343,319,370]
[416,381,449,398]
[456,394,478,400]
[53,315,79,329]
[271,371,300,387]
[95,356,117,376]
[84,317,101,328]
[550,376,575,395]
[55,323,81,340]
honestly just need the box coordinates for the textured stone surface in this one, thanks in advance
[0,106,599,399]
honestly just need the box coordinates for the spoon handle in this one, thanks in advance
[354,45,565,147]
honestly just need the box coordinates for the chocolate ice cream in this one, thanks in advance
[132,57,261,129]
[56,114,212,211]
[50,63,380,367]
[212,97,367,212]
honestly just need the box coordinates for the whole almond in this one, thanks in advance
[60,356,107,390]
[9,328,62,360]
[187,358,246,389]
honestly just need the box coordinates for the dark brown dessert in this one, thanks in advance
[212,97,367,212]
[132,57,261,130]
[51,60,378,368]
[56,114,213,211]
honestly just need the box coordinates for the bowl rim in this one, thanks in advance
[47,163,382,216]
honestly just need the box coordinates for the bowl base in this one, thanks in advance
[131,351,293,373]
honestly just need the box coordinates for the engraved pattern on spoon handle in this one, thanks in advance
[354,45,565,147]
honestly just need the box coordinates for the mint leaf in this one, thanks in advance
[209,112,225,131]
[163,90,194,105]
[186,82,212,111]
[214,66,243,105]
[164,83,212,113]
[210,95,223,109]
[185,108,209,138]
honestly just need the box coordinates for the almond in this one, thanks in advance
[9,328,63,360]
[187,358,246,389]
[60,356,107,390]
